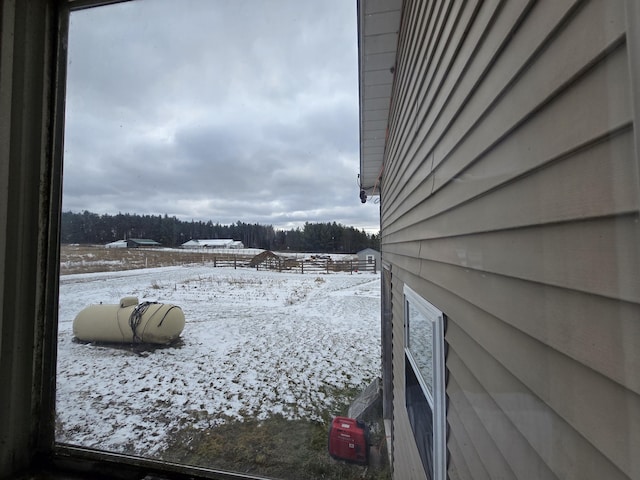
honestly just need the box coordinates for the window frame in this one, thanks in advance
[403,285,446,480]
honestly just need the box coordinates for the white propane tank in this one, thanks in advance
[72,297,185,345]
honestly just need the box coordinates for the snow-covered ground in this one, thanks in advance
[56,265,381,458]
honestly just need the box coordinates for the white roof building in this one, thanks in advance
[181,239,243,249]
[105,240,127,248]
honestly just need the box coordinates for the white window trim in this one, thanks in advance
[403,285,446,480]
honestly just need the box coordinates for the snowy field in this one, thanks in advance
[55,264,381,458]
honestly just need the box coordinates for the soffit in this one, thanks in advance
[358,0,402,196]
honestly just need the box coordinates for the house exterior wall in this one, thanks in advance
[375,1,640,479]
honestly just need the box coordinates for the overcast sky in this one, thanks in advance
[62,0,379,232]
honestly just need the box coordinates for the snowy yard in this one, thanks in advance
[55,264,381,463]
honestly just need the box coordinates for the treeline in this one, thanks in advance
[60,211,380,253]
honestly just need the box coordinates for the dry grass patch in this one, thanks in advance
[60,245,253,275]
[163,413,390,480]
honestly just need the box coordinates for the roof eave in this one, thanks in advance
[357,0,402,197]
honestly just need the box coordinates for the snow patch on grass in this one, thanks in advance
[56,265,381,458]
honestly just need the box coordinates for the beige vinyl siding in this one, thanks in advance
[448,322,632,480]
[446,412,488,480]
[382,0,640,478]
[446,373,521,480]
[385,0,629,221]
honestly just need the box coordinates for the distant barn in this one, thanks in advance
[126,238,161,248]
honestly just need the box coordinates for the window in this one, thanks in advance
[404,285,446,480]
[50,1,385,479]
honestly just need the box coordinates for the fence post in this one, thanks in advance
[214,256,217,268]
[350,260,353,275]
[374,258,377,274]
[326,259,329,274]
[234,255,237,269]
[301,261,304,274]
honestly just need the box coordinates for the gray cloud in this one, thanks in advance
[62,0,379,232]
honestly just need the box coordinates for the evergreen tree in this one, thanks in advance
[60,211,380,252]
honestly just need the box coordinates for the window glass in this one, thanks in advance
[406,356,434,478]
[406,301,434,398]
[403,285,446,480]
[55,1,385,479]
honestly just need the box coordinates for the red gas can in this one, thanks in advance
[328,416,369,465]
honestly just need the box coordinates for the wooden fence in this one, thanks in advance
[204,254,377,274]
[208,254,253,269]
[254,257,376,274]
